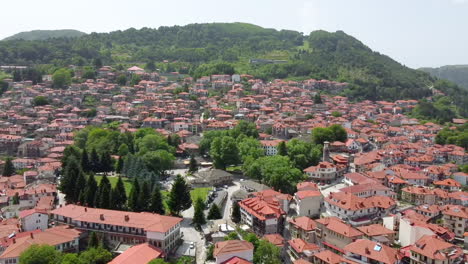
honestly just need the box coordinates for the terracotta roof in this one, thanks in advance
[0,226,81,259]
[313,250,356,264]
[238,197,285,221]
[344,239,399,264]
[316,217,363,238]
[213,240,254,257]
[109,243,164,264]
[51,204,182,233]
[262,233,285,247]
[222,257,252,264]
[410,235,463,260]
[357,224,395,237]
[288,216,316,231]
[288,238,320,253]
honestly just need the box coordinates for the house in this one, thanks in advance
[452,172,468,186]
[409,235,464,264]
[441,205,468,240]
[344,239,400,264]
[108,243,164,264]
[289,216,316,243]
[303,162,340,184]
[357,224,396,245]
[0,226,81,264]
[401,186,436,205]
[287,238,320,263]
[190,169,233,187]
[398,216,454,247]
[293,189,323,218]
[433,179,462,192]
[50,204,182,252]
[213,240,254,264]
[238,196,286,236]
[314,217,363,254]
[19,208,48,231]
[324,192,396,226]
[260,140,283,156]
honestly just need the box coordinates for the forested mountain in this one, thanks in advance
[2,29,86,41]
[0,23,466,115]
[420,65,468,89]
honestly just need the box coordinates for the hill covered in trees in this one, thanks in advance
[420,65,468,90]
[2,29,86,41]
[0,23,466,115]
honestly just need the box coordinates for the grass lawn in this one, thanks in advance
[161,187,211,212]
[95,175,133,196]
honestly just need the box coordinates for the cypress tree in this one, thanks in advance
[167,175,192,215]
[128,178,140,212]
[192,197,206,228]
[2,157,15,177]
[88,232,99,249]
[90,148,100,173]
[149,186,165,215]
[59,156,80,203]
[74,171,87,203]
[111,176,127,210]
[84,174,98,207]
[138,180,151,212]
[115,156,123,174]
[207,204,222,220]
[188,155,197,174]
[231,201,241,223]
[81,148,91,172]
[100,151,113,174]
[97,175,111,209]
[277,141,287,156]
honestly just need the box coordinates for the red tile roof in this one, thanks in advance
[51,204,182,233]
[109,243,164,264]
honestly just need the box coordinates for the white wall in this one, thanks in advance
[399,218,434,247]
[22,213,48,231]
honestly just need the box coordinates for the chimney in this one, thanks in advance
[365,247,370,254]
[12,238,16,244]
[84,207,87,212]
[100,214,104,221]
[124,215,129,222]
[323,141,330,162]
[30,233,34,239]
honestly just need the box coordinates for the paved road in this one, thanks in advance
[223,182,241,220]
[180,200,206,263]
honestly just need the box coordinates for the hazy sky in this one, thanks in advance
[2,0,467,68]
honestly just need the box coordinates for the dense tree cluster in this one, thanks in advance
[435,124,468,150]
[311,124,347,145]
[2,23,465,113]
[19,244,112,264]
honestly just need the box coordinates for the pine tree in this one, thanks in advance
[74,171,87,203]
[167,175,192,216]
[207,204,222,220]
[84,174,98,207]
[81,148,91,172]
[149,186,165,215]
[115,156,123,174]
[100,151,113,174]
[128,178,140,212]
[313,93,323,104]
[88,232,99,249]
[277,141,287,156]
[12,193,19,205]
[97,175,111,209]
[90,148,100,173]
[59,156,81,203]
[192,197,206,228]
[2,157,15,177]
[231,201,241,223]
[111,176,127,210]
[188,155,197,174]
[138,180,151,212]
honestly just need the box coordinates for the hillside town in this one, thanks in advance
[0,65,466,264]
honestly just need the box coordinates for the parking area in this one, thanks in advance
[175,241,197,258]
